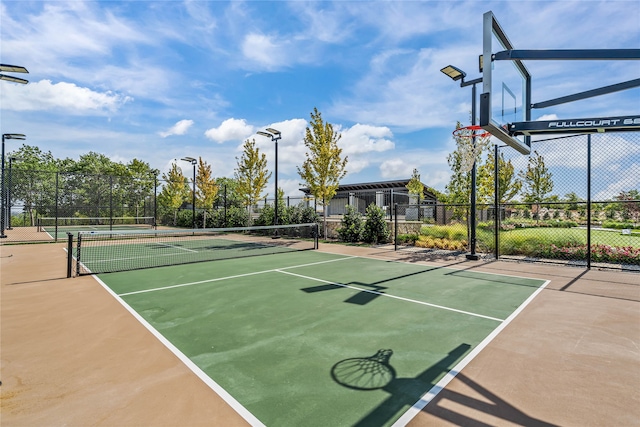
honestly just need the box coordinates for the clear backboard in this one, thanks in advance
[480,11,532,154]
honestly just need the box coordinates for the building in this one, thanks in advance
[300,179,438,217]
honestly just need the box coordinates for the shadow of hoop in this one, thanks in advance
[330,349,396,390]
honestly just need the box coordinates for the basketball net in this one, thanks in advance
[453,125,491,173]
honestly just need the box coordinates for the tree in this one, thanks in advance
[406,168,424,203]
[297,108,348,238]
[477,148,522,205]
[158,162,189,225]
[234,139,271,223]
[519,150,554,222]
[196,157,218,209]
[616,190,640,225]
[6,144,57,225]
[123,158,155,219]
[519,151,554,203]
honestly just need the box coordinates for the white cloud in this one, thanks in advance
[340,124,395,155]
[159,119,194,138]
[1,79,132,113]
[594,163,640,200]
[205,118,254,143]
[241,33,288,70]
[379,159,408,179]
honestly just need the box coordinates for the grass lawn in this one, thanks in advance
[494,227,640,247]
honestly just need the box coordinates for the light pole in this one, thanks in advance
[7,157,22,230]
[257,128,282,230]
[181,157,197,229]
[441,65,482,260]
[1,134,26,238]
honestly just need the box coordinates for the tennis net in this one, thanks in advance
[38,216,156,234]
[75,223,319,275]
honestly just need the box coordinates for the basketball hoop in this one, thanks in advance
[452,125,490,173]
[452,125,491,139]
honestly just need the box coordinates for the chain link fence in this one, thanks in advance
[394,132,639,270]
[1,169,156,242]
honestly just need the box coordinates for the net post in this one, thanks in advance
[76,232,82,276]
[314,222,319,249]
[67,232,73,278]
[394,203,398,251]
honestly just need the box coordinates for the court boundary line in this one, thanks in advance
[99,249,551,425]
[151,241,199,253]
[89,273,266,427]
[391,279,551,426]
[118,255,357,296]
[276,269,505,322]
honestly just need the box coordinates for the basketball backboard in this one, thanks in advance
[480,11,532,155]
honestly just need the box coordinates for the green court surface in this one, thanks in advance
[96,251,547,426]
[41,224,152,240]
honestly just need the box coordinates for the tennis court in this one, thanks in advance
[91,245,547,426]
[37,216,155,241]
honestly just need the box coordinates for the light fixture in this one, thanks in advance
[257,128,282,234]
[440,65,466,82]
[0,64,29,84]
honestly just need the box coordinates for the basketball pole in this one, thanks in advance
[460,78,482,260]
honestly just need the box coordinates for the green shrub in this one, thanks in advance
[396,233,419,245]
[362,204,390,244]
[420,224,466,241]
[602,221,640,230]
[337,205,363,242]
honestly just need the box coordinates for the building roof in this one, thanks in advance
[300,179,438,199]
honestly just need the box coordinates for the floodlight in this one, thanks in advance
[440,65,466,81]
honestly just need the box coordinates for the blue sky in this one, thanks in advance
[1,0,639,198]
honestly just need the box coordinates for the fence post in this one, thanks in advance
[494,144,500,260]
[587,134,591,270]
[67,232,73,278]
[109,175,114,231]
[394,203,398,251]
[54,172,59,242]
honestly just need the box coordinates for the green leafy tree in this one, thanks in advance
[158,162,189,225]
[194,157,218,227]
[298,108,348,238]
[519,150,554,222]
[6,144,57,225]
[616,190,640,225]
[362,203,390,244]
[123,158,155,219]
[196,157,218,209]
[405,168,424,203]
[234,139,271,223]
[477,148,522,204]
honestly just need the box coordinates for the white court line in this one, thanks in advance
[118,255,357,296]
[276,269,505,322]
[151,241,199,253]
[391,279,551,427]
[89,274,266,427]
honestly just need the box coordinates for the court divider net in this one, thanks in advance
[74,222,319,275]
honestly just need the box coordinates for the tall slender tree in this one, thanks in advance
[406,168,424,203]
[477,148,522,205]
[158,162,189,225]
[519,150,554,221]
[234,139,271,224]
[297,108,348,238]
